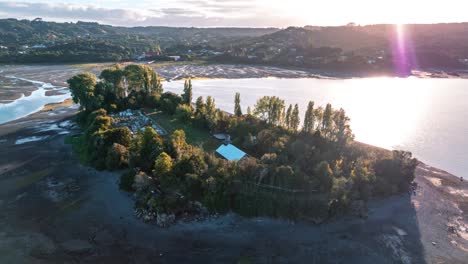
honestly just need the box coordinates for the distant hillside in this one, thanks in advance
[219,24,468,71]
[0,19,279,47]
[1,18,468,71]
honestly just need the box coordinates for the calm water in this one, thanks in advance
[165,78,468,178]
[0,77,70,124]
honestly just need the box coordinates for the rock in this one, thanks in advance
[448,226,457,234]
[61,239,93,253]
[157,213,175,228]
[431,241,437,246]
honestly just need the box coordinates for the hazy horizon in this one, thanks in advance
[1,0,468,28]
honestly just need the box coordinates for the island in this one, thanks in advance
[66,64,418,226]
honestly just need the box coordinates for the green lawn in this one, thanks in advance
[145,110,220,152]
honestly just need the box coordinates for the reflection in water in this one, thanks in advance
[165,77,467,178]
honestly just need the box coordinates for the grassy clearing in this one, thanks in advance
[15,168,52,190]
[145,110,220,152]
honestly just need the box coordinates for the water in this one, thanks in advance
[164,77,468,178]
[0,77,71,124]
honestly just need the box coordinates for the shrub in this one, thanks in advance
[106,143,129,170]
[106,127,132,147]
[133,171,152,192]
[160,92,182,114]
[175,104,193,122]
[314,161,334,192]
[120,170,136,192]
[147,93,161,108]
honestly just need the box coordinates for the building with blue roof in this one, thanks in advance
[215,144,247,161]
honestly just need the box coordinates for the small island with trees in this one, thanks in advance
[67,64,418,226]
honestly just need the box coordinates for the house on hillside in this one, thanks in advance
[216,144,247,161]
[32,44,47,49]
[169,56,181,61]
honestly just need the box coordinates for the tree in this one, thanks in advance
[100,64,125,98]
[153,152,173,177]
[247,106,252,116]
[253,96,285,126]
[285,104,292,129]
[206,96,216,116]
[175,104,193,122]
[195,96,205,116]
[182,79,193,105]
[160,92,182,114]
[322,103,333,138]
[133,126,164,171]
[303,101,315,133]
[332,108,354,146]
[374,150,418,194]
[290,104,300,132]
[106,127,132,147]
[123,64,162,95]
[234,92,242,116]
[67,72,98,111]
[314,161,333,192]
[313,107,324,132]
[106,143,129,170]
[168,129,189,158]
[350,162,374,200]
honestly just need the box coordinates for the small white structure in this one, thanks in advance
[32,44,47,49]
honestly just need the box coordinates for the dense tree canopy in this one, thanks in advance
[69,66,418,224]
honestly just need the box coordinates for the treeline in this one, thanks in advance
[69,64,418,223]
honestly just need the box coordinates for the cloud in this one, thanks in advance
[0,2,159,24]
[0,0,300,27]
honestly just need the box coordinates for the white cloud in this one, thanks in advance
[0,0,466,27]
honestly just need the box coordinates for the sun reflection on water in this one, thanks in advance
[332,77,433,149]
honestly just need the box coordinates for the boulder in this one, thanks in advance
[157,213,175,228]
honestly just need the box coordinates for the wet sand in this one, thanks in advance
[0,105,467,263]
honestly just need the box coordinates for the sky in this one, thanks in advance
[0,0,467,28]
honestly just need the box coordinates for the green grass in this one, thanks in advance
[145,110,220,152]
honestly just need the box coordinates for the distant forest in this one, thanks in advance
[1,18,468,72]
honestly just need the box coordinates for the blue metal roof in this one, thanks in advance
[216,144,247,161]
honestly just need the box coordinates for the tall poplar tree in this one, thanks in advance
[182,79,193,105]
[285,104,292,129]
[234,92,242,116]
[322,103,333,137]
[291,104,300,132]
[303,101,315,133]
